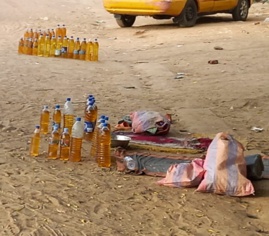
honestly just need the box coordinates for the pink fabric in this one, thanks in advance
[157,159,205,187]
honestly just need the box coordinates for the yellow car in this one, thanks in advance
[103,0,252,27]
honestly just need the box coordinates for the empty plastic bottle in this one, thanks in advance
[69,117,84,162]
[97,123,111,168]
[48,126,60,159]
[29,125,41,157]
[73,37,80,59]
[52,104,61,133]
[92,38,99,61]
[59,128,70,161]
[85,39,93,61]
[124,156,136,170]
[79,38,87,60]
[40,105,50,135]
[63,98,74,136]
[68,36,75,59]
[91,116,105,159]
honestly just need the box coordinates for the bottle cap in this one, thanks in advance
[105,116,109,121]
[100,119,106,123]
[70,36,74,39]
[103,123,108,128]
[100,115,105,119]
[66,98,71,101]
[55,104,60,109]
[63,24,66,27]
[64,128,69,133]
[35,125,40,129]
[43,105,48,109]
[76,117,81,121]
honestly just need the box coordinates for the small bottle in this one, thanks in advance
[56,24,62,38]
[61,24,67,38]
[63,98,74,136]
[79,38,87,60]
[32,38,38,56]
[73,37,80,59]
[52,104,61,133]
[50,36,56,57]
[40,105,50,135]
[44,35,51,57]
[55,36,62,57]
[18,38,24,54]
[124,156,136,170]
[97,123,111,168]
[67,36,75,59]
[59,128,70,161]
[92,38,99,61]
[37,34,45,57]
[48,126,60,159]
[61,36,68,58]
[85,39,93,61]
[69,117,84,162]
[29,125,41,157]
[91,116,105,159]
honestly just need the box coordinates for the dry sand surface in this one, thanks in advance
[0,0,269,235]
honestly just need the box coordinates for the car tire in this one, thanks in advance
[177,0,197,27]
[232,0,249,21]
[115,15,136,27]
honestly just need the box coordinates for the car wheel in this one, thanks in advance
[115,15,136,27]
[177,0,197,27]
[232,0,249,21]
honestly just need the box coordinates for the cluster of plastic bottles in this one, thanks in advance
[18,24,99,61]
[29,95,111,167]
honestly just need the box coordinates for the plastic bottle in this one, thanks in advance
[27,38,33,55]
[52,104,61,133]
[18,38,24,54]
[44,35,51,57]
[32,38,38,56]
[24,29,29,40]
[33,30,38,40]
[23,38,28,54]
[40,105,50,135]
[59,128,70,161]
[63,98,74,136]
[29,125,41,157]
[55,36,62,57]
[97,123,111,168]
[104,116,110,130]
[69,117,84,162]
[84,101,95,142]
[67,36,74,59]
[56,24,62,38]
[79,38,87,60]
[85,39,93,61]
[37,34,45,57]
[61,36,68,58]
[48,126,60,159]
[92,38,99,61]
[124,156,136,170]
[50,29,56,38]
[73,37,80,59]
[90,116,105,159]
[50,36,56,57]
[62,24,67,38]
[29,28,34,39]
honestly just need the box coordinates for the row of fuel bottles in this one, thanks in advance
[18,27,99,61]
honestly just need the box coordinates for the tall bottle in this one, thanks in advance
[50,36,56,57]
[52,104,61,133]
[69,117,84,162]
[56,24,62,38]
[29,125,41,157]
[92,38,99,61]
[73,37,80,59]
[61,24,67,38]
[47,126,60,159]
[97,123,111,168]
[18,38,24,54]
[37,34,45,57]
[32,38,38,56]
[63,98,74,136]
[67,36,74,59]
[55,36,62,57]
[84,101,95,142]
[79,38,87,60]
[61,36,68,58]
[59,128,70,161]
[44,35,51,57]
[85,39,93,61]
[40,105,50,135]
[90,116,105,159]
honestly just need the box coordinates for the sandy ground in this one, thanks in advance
[0,0,269,235]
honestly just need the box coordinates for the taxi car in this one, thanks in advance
[103,0,252,27]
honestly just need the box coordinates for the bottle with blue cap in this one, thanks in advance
[63,98,74,135]
[48,125,60,159]
[69,117,84,162]
[84,99,95,142]
[40,105,50,135]
[59,128,70,161]
[97,122,111,168]
[52,104,61,133]
[91,116,105,160]
[29,125,41,157]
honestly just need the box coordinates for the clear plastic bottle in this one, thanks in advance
[59,128,70,161]
[79,38,87,60]
[124,156,136,170]
[97,123,111,168]
[37,34,45,57]
[69,117,84,162]
[63,98,74,136]
[52,104,61,133]
[85,39,93,61]
[48,126,60,159]
[40,105,50,135]
[92,38,99,61]
[91,116,105,159]
[73,37,80,59]
[50,36,56,57]
[29,125,41,157]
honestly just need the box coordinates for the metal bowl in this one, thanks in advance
[111,135,131,148]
